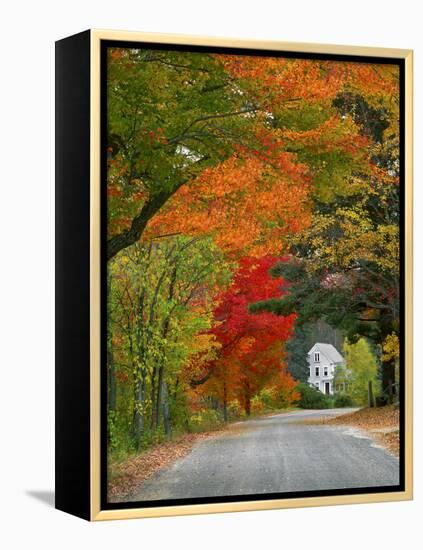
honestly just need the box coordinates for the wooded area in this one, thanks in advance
[105,47,400,464]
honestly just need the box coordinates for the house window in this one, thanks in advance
[324,367,328,376]
[315,367,319,377]
[315,383,319,390]
[314,352,320,362]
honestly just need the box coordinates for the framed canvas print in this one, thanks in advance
[55,29,413,521]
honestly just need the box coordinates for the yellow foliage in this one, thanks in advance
[382,333,400,362]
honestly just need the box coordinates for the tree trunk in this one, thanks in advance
[368,380,375,408]
[245,386,251,416]
[155,364,164,430]
[243,377,252,416]
[107,274,117,412]
[381,358,396,404]
[152,271,177,432]
[223,381,228,422]
[132,374,145,450]
[108,337,117,412]
[150,367,157,430]
[245,395,251,416]
[162,379,171,437]
[107,191,173,261]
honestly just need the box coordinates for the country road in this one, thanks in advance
[128,408,400,502]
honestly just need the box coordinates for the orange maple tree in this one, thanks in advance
[144,150,311,257]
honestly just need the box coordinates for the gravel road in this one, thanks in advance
[128,408,400,502]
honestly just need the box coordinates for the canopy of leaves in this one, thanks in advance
[106,48,399,260]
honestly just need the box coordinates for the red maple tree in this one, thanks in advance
[200,256,297,415]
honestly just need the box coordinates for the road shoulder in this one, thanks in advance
[297,405,399,456]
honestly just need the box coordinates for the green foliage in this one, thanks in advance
[107,410,119,451]
[258,388,275,409]
[284,323,312,382]
[249,386,299,412]
[168,390,190,433]
[227,400,245,420]
[106,47,266,256]
[295,382,332,409]
[188,409,223,433]
[333,394,355,408]
[333,93,390,144]
[337,338,380,406]
[275,104,330,133]
[108,49,244,189]
[107,235,233,454]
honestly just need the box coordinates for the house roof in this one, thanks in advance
[308,343,344,364]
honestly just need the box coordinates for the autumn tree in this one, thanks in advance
[199,257,297,416]
[106,48,270,259]
[107,235,231,450]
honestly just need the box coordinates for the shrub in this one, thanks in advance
[188,408,223,432]
[259,388,275,410]
[251,396,264,414]
[228,400,245,419]
[273,384,300,409]
[295,382,332,409]
[333,393,355,407]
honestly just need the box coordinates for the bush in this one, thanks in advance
[228,400,245,419]
[188,408,223,432]
[251,396,264,414]
[259,388,275,410]
[295,383,332,409]
[333,394,355,407]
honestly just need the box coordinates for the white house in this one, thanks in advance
[307,343,345,395]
